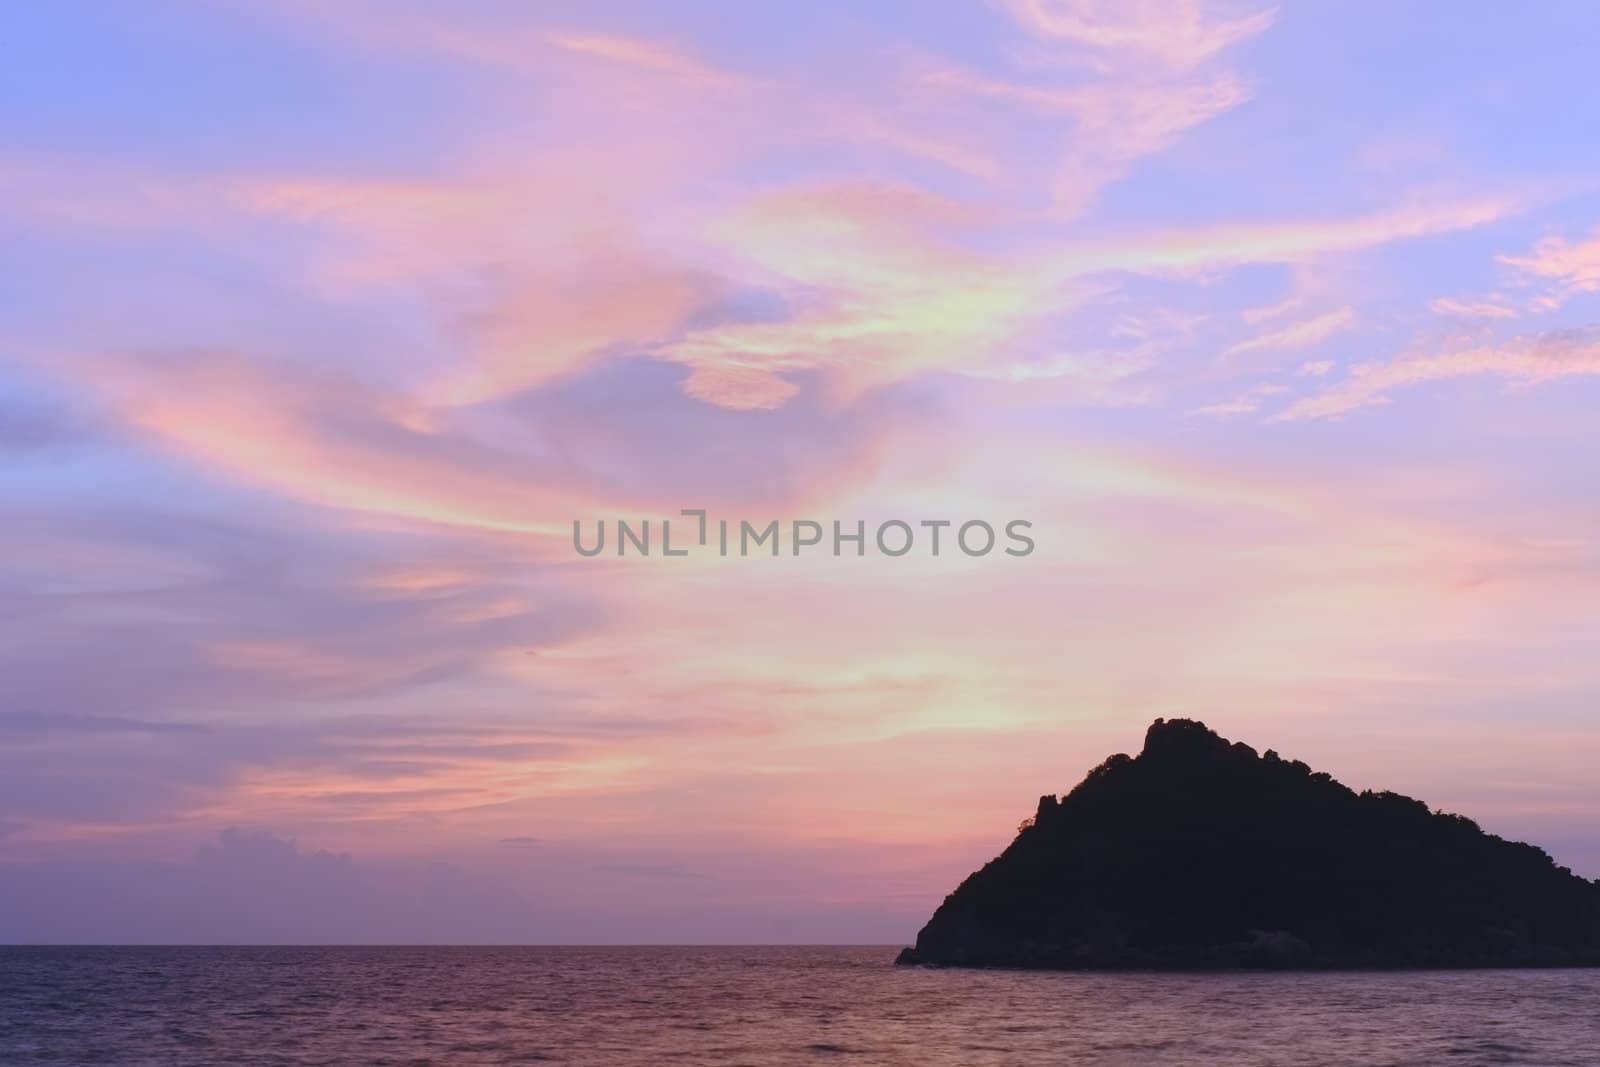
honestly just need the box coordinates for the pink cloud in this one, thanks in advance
[995,0,1276,70]
[543,31,745,89]
[1276,328,1600,420]
[1225,307,1355,359]
[1499,226,1600,308]
[1428,296,1520,320]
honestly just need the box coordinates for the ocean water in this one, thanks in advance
[2,946,1597,1066]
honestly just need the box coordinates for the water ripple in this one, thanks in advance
[2,947,1597,1066]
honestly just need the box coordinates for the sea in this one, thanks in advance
[2,946,1597,1065]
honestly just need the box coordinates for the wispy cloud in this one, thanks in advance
[928,0,1272,214]
[1428,296,1519,320]
[543,31,744,89]
[1060,198,1518,277]
[995,0,1276,71]
[1196,381,1289,417]
[1225,307,1355,359]
[1276,328,1600,420]
[1499,227,1600,309]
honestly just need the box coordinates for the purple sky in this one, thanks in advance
[3,0,1600,942]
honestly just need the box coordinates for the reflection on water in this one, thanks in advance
[2,946,1597,1065]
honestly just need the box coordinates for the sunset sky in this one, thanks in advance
[4,0,1600,943]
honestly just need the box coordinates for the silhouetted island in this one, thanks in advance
[897,718,1600,969]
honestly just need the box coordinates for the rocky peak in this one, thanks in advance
[897,718,1600,970]
[1139,717,1255,765]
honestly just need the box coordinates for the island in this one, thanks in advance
[897,718,1600,969]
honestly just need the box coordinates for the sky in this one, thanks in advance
[3,0,1600,943]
